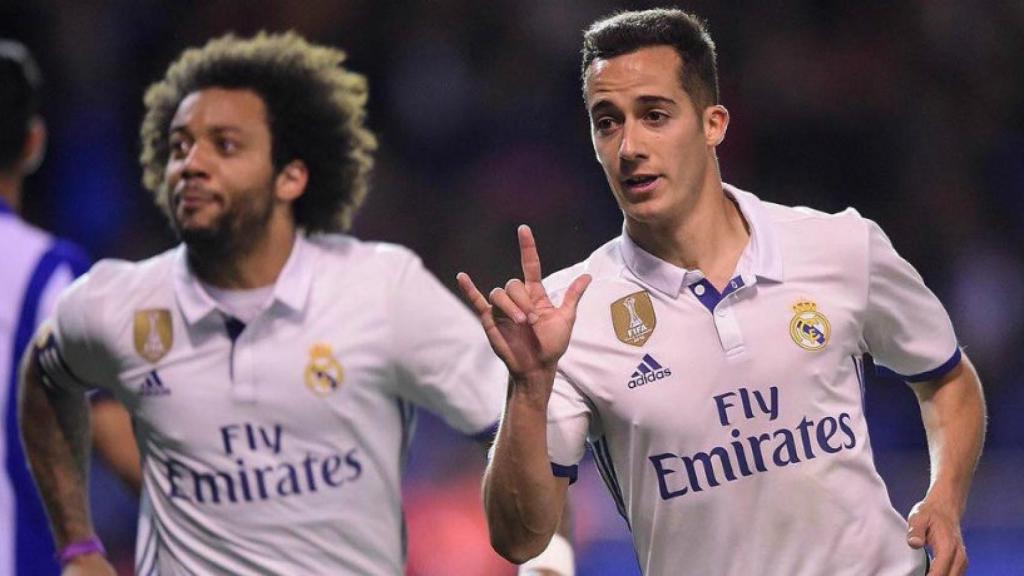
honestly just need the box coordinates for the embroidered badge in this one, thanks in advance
[305,343,343,396]
[789,301,830,351]
[133,309,173,363]
[611,290,657,347]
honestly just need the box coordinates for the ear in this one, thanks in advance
[703,105,729,147]
[21,117,47,175]
[274,159,308,203]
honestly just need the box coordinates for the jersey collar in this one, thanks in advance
[174,233,316,325]
[0,196,13,216]
[619,183,784,297]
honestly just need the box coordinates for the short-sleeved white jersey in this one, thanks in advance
[544,185,958,576]
[1,199,89,576]
[38,233,506,575]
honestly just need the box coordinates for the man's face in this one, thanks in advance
[164,88,277,252]
[585,45,721,227]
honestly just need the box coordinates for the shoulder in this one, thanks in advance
[305,233,426,284]
[1,217,89,278]
[544,237,645,306]
[756,196,875,261]
[60,248,177,313]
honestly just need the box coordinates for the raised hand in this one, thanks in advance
[457,225,591,384]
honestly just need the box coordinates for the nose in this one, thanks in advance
[618,119,645,162]
[176,141,209,181]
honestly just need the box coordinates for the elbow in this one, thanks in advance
[489,520,552,561]
[489,529,548,565]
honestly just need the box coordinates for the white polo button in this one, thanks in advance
[694,284,706,296]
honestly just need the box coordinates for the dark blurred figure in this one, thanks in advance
[0,38,91,576]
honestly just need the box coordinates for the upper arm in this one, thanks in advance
[389,251,507,436]
[546,373,594,485]
[35,273,114,393]
[862,220,960,381]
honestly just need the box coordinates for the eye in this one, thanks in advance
[644,110,669,125]
[216,137,239,154]
[168,135,190,159]
[594,116,619,135]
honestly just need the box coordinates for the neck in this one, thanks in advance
[0,174,21,213]
[626,181,749,290]
[188,214,297,290]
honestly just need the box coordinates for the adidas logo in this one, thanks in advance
[139,370,171,397]
[627,354,672,389]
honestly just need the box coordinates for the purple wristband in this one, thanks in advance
[58,536,106,565]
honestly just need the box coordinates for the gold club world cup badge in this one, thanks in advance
[789,300,831,351]
[305,343,343,396]
[133,309,173,363]
[611,290,657,347]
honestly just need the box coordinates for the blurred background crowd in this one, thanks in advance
[3,1,1022,573]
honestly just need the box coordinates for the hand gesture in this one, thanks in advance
[907,498,968,576]
[457,225,591,384]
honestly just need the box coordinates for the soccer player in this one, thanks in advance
[458,9,985,576]
[17,32,537,575]
[0,40,141,576]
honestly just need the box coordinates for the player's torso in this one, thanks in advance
[102,247,410,574]
[564,257,920,574]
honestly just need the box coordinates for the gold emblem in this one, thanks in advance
[611,290,657,347]
[134,309,173,363]
[789,301,830,351]
[305,343,343,396]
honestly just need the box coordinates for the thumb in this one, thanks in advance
[559,274,592,314]
[907,512,929,549]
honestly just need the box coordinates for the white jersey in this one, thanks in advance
[37,233,505,575]
[543,185,957,576]
[1,199,89,576]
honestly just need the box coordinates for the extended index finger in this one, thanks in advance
[518,225,543,284]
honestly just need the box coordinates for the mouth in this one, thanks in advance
[173,186,218,212]
[621,174,661,194]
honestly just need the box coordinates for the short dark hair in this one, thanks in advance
[581,9,719,111]
[0,40,42,170]
[140,31,377,233]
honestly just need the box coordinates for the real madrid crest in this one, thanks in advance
[305,343,343,396]
[611,290,657,347]
[789,300,830,351]
[133,309,173,363]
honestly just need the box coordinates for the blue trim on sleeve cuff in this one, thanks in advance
[470,420,500,444]
[877,348,963,383]
[551,463,578,484]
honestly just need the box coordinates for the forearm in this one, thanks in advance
[485,372,567,563]
[912,356,986,516]
[19,350,97,547]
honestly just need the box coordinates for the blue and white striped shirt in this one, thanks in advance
[1,197,89,576]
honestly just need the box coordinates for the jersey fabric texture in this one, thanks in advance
[543,185,956,576]
[38,233,505,575]
[1,198,90,576]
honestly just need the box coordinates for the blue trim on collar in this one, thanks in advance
[551,462,579,484]
[0,196,12,215]
[688,275,746,313]
[875,348,963,383]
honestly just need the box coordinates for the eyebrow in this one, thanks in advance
[168,124,246,136]
[589,95,679,117]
